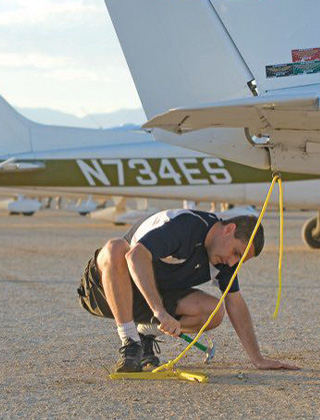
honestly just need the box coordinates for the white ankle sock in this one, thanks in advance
[117,321,141,345]
[137,323,164,337]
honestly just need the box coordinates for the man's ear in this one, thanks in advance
[223,223,236,236]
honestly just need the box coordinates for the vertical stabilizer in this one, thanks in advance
[104,0,270,170]
[0,96,32,155]
[105,0,254,119]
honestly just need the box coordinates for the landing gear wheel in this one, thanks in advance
[22,212,35,216]
[302,217,320,249]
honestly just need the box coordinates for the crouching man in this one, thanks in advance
[78,209,299,372]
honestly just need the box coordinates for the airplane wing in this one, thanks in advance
[143,93,320,134]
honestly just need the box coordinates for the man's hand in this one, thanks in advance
[155,311,181,337]
[253,357,300,370]
[225,293,300,371]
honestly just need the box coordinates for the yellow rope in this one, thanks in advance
[153,175,281,373]
[273,177,283,319]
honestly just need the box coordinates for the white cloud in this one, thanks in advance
[45,69,112,83]
[0,0,100,26]
[0,52,113,83]
[0,0,142,114]
[0,52,71,69]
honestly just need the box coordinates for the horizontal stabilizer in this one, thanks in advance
[143,93,320,134]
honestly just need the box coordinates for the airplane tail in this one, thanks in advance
[104,0,254,120]
[0,96,153,160]
[104,0,320,174]
[0,96,33,155]
[104,0,272,170]
[105,0,320,118]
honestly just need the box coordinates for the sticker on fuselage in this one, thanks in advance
[266,47,320,78]
[293,60,320,75]
[266,63,293,78]
[292,47,320,62]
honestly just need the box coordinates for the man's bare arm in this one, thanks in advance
[125,243,181,336]
[225,291,299,370]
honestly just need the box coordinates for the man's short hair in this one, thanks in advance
[221,215,264,256]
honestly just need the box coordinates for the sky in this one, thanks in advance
[0,0,143,116]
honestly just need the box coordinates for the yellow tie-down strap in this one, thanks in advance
[109,369,209,383]
[110,175,284,382]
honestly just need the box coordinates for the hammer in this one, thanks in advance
[180,333,216,363]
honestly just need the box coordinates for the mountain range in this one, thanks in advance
[18,107,147,129]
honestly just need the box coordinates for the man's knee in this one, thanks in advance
[98,238,130,269]
[203,303,225,330]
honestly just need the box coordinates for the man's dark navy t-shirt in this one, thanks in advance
[123,209,239,293]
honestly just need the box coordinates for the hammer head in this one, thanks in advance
[204,337,216,363]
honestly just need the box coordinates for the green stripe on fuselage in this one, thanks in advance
[0,158,318,187]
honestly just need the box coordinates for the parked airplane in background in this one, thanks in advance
[0,95,319,247]
[104,0,320,248]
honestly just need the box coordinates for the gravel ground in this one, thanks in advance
[1,209,320,420]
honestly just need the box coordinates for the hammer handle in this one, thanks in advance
[179,333,208,352]
[151,317,208,352]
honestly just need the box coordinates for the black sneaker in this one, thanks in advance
[139,334,161,369]
[115,338,143,373]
